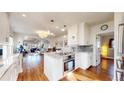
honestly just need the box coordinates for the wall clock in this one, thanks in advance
[100,24,108,31]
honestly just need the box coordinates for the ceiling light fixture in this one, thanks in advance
[63,35,66,38]
[24,36,28,40]
[55,26,59,29]
[36,30,55,38]
[64,25,67,27]
[61,28,65,32]
[50,19,54,23]
[22,14,26,17]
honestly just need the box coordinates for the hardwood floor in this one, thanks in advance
[17,53,48,81]
[17,54,113,81]
[60,58,114,81]
[89,58,114,80]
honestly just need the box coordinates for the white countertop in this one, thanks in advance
[0,54,19,79]
[44,52,63,59]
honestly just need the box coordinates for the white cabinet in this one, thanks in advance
[68,24,78,45]
[0,69,11,81]
[44,53,64,81]
[75,53,81,68]
[0,63,18,81]
[68,22,90,46]
[0,55,20,81]
[0,13,10,43]
[75,52,92,70]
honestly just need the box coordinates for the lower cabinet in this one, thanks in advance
[0,70,10,81]
[0,63,19,81]
[0,56,20,81]
[75,52,92,70]
[75,53,81,69]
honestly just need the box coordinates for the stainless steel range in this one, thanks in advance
[63,52,75,72]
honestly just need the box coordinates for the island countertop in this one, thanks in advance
[44,52,63,59]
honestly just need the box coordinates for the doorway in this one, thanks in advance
[96,32,114,79]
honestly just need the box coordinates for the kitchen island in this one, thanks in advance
[44,52,64,81]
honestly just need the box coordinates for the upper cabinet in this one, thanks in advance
[67,22,90,46]
[67,24,78,45]
[0,13,10,43]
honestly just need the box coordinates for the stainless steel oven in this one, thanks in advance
[64,54,75,72]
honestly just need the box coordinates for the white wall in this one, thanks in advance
[101,35,114,58]
[114,12,124,80]
[0,13,10,43]
[13,33,25,53]
[0,13,15,62]
[90,21,114,66]
[49,34,67,48]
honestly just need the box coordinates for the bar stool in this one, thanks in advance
[116,58,124,81]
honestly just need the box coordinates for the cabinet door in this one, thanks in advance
[80,53,91,70]
[0,73,8,81]
[0,63,18,81]
[11,63,18,81]
[75,53,81,68]
[68,24,78,45]
[0,69,11,81]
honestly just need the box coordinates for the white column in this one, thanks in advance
[114,12,124,80]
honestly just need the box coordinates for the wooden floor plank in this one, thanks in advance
[60,59,113,81]
[17,54,48,81]
[17,54,113,81]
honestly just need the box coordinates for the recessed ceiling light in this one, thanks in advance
[24,36,28,39]
[61,28,65,32]
[50,19,54,23]
[63,35,66,38]
[50,33,55,36]
[48,30,50,33]
[64,25,67,27]
[55,26,59,29]
[22,14,26,17]
[50,33,53,35]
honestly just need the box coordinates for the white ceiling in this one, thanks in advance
[9,12,114,40]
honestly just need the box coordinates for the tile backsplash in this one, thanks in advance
[77,45,93,52]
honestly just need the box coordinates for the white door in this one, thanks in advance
[96,35,101,65]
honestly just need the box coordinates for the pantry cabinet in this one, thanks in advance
[0,13,10,43]
[67,22,90,46]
